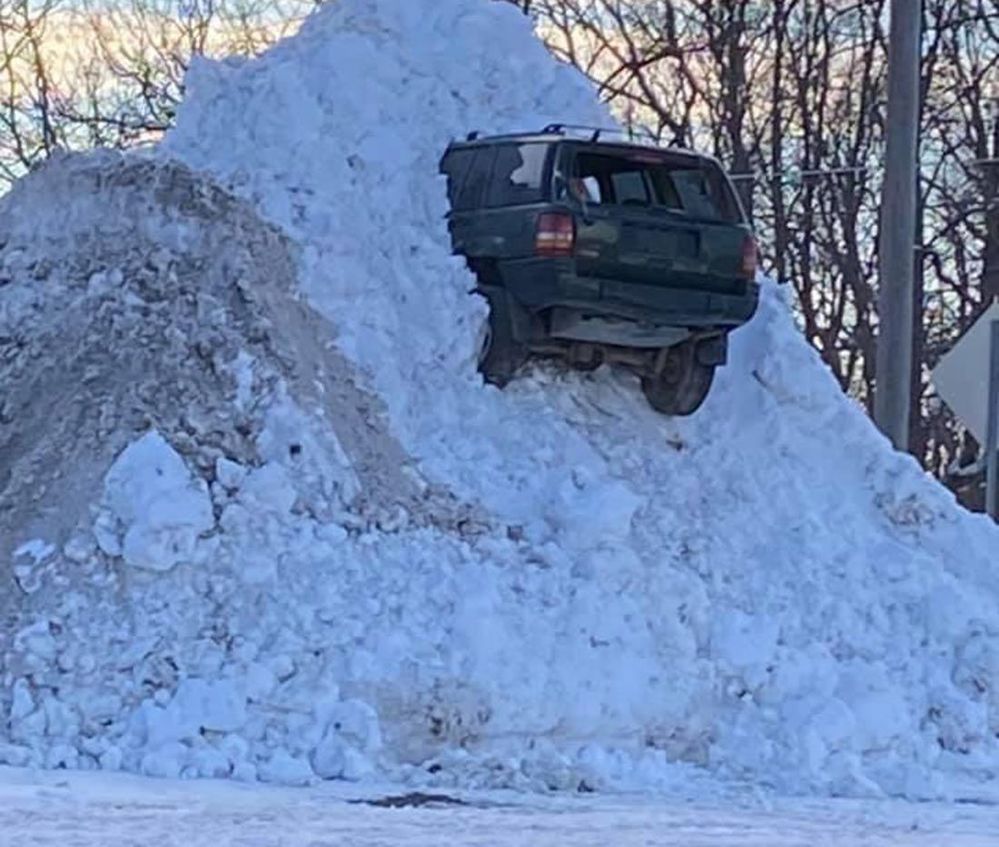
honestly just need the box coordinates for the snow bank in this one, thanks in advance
[2,0,999,801]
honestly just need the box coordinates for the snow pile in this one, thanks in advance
[2,0,999,801]
[0,151,423,580]
[0,150,486,784]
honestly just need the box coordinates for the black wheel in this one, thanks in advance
[641,343,716,416]
[477,289,527,388]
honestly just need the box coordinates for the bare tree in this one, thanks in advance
[0,0,316,184]
[517,0,998,508]
[0,0,65,181]
[74,0,314,142]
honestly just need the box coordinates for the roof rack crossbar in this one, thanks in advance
[541,123,659,144]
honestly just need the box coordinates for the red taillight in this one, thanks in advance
[741,234,758,278]
[535,212,575,258]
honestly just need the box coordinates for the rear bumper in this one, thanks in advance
[499,257,760,328]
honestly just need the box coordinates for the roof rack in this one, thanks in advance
[456,125,666,149]
[541,123,659,145]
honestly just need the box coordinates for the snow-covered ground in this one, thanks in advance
[2,767,998,847]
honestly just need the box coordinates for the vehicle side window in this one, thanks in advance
[454,147,496,211]
[441,148,475,206]
[485,143,550,207]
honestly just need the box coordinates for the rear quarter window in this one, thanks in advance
[484,143,551,208]
[442,142,552,211]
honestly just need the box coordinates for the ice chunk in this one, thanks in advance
[102,431,214,571]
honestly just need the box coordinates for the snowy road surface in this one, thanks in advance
[2,768,999,846]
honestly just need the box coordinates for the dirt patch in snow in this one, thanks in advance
[0,152,477,621]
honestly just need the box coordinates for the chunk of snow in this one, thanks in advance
[102,431,215,571]
[13,539,56,563]
[258,751,314,786]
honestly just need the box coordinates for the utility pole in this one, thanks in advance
[987,321,999,520]
[874,0,922,451]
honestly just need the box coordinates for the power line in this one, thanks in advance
[727,166,867,183]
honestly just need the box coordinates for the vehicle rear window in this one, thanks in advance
[484,143,550,208]
[572,150,740,222]
[662,166,740,222]
[610,169,650,206]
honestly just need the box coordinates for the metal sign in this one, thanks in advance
[931,301,999,518]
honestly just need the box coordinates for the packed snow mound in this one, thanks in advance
[0,150,474,604]
[2,0,999,801]
[0,150,493,784]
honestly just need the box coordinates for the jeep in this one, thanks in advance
[440,124,760,415]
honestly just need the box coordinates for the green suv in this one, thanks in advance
[440,125,759,415]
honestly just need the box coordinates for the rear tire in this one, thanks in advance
[641,343,716,416]
[477,289,527,388]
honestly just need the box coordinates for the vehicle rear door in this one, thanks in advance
[643,155,748,295]
[567,146,748,295]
